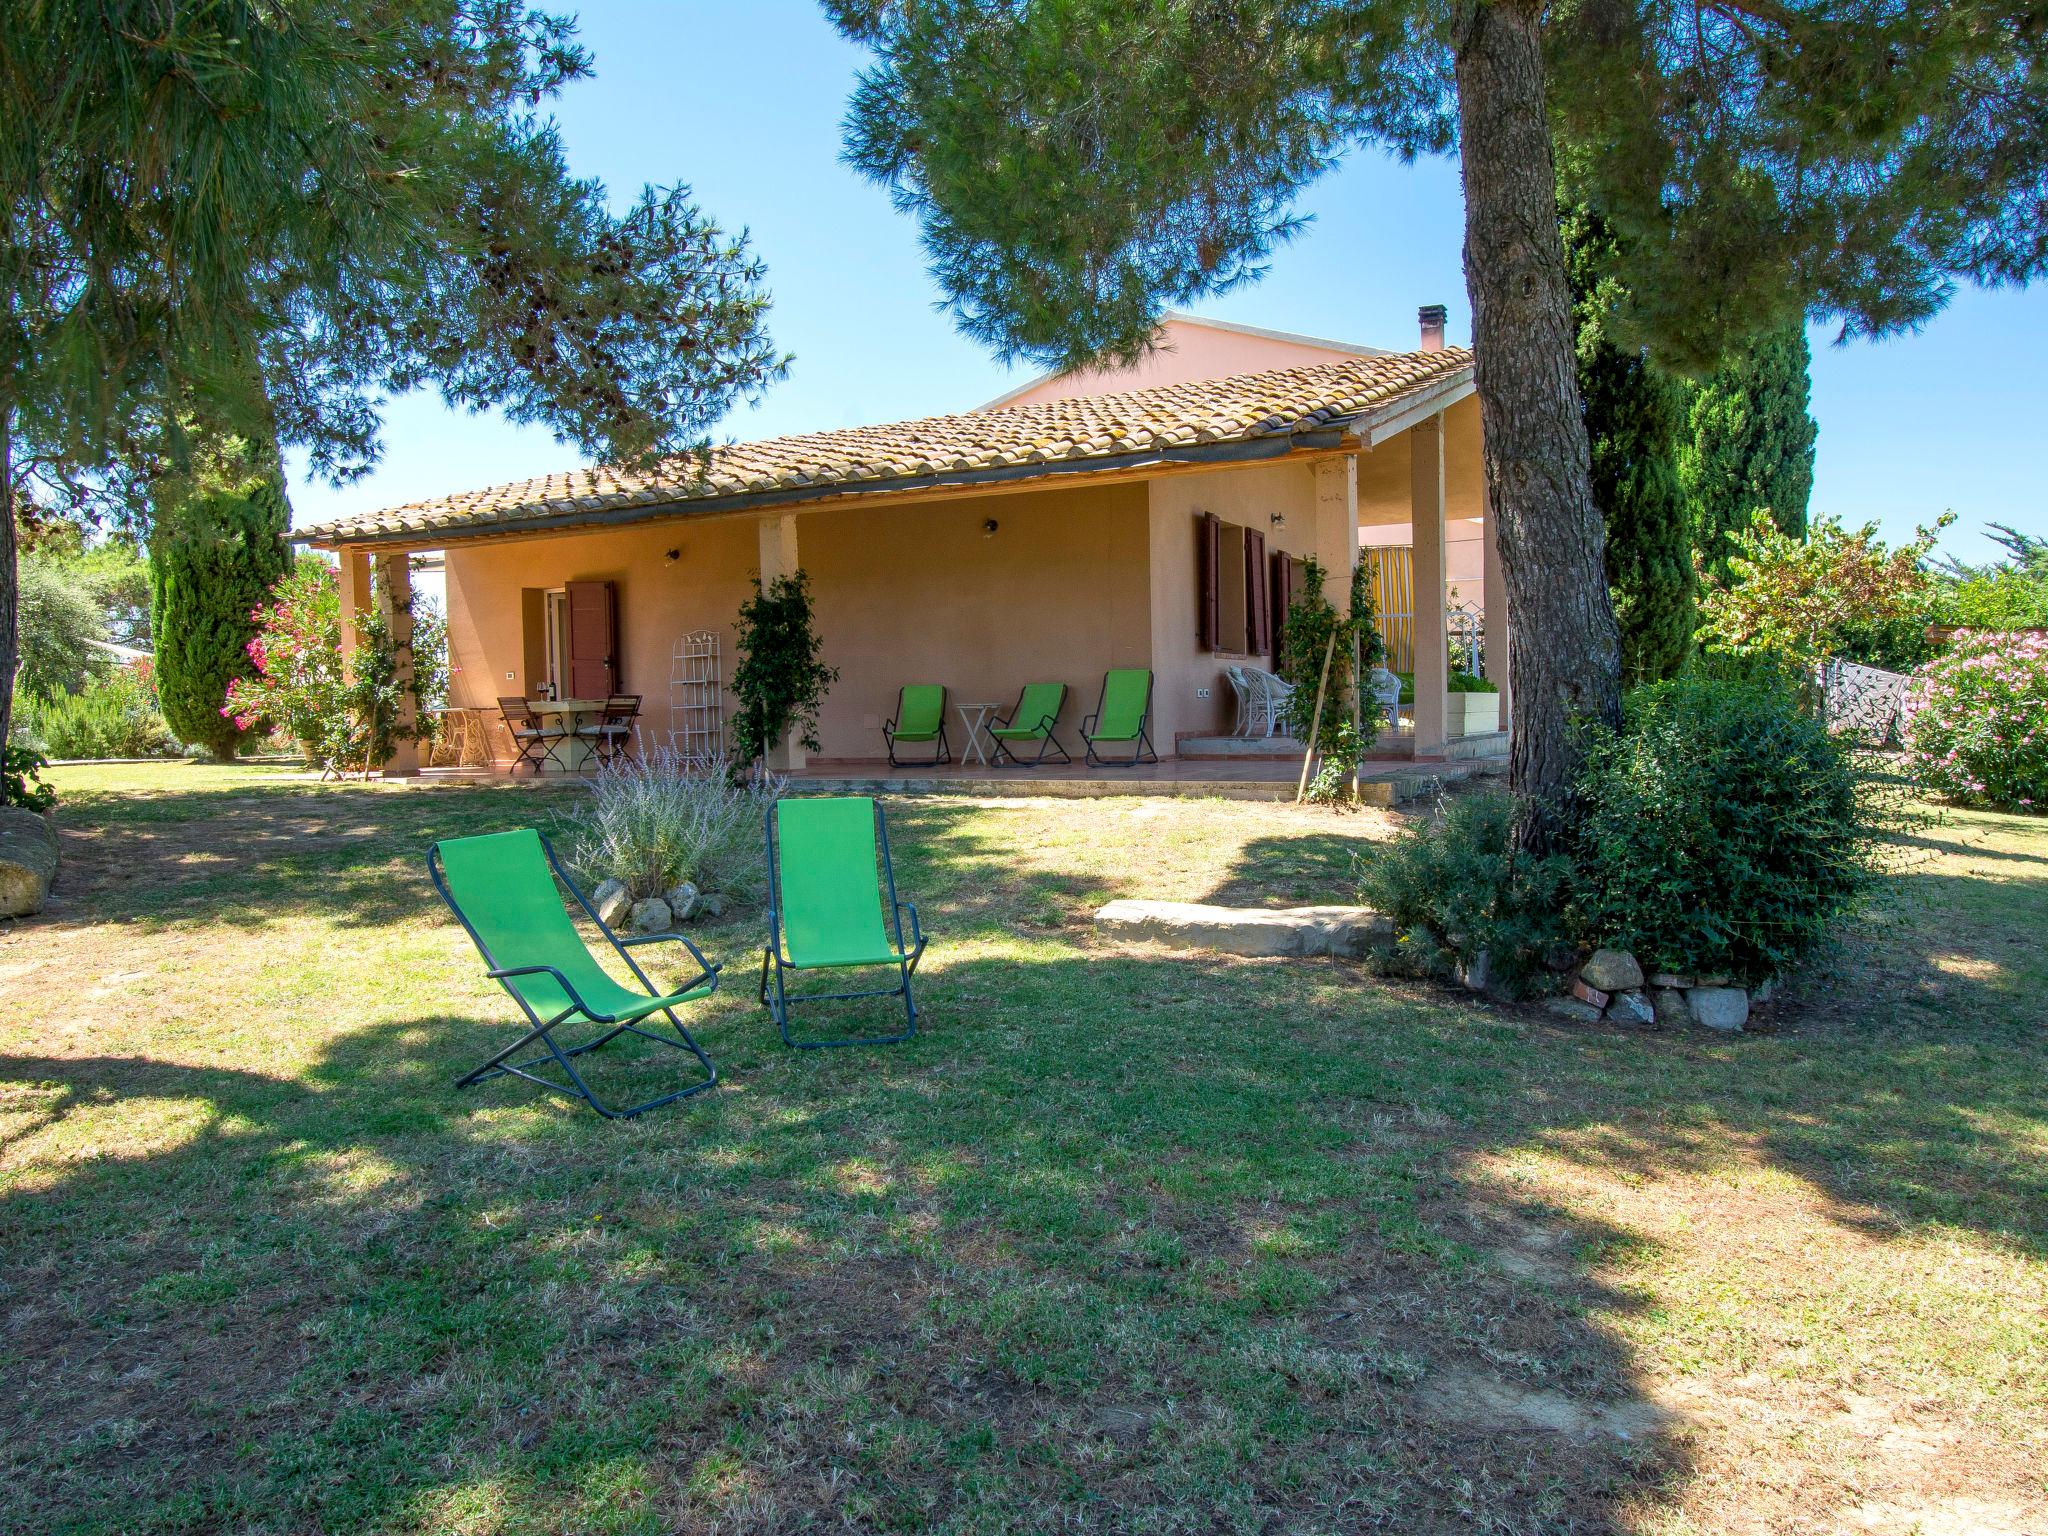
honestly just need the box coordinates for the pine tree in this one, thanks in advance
[825,0,2048,843]
[149,456,293,761]
[1680,329,1820,582]
[1563,205,1694,684]
[0,3,785,751]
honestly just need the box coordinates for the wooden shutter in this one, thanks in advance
[1198,512,1221,651]
[1269,551,1293,658]
[1245,527,1267,656]
[565,580,616,698]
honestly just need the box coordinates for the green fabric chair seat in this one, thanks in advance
[438,830,714,1020]
[890,684,946,742]
[762,795,926,1048]
[990,682,1065,742]
[429,827,720,1118]
[1092,668,1151,740]
[774,798,901,968]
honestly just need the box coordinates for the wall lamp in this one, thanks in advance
[982,518,1000,537]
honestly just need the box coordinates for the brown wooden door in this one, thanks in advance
[564,580,616,697]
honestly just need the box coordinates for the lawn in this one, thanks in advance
[3,764,2044,1535]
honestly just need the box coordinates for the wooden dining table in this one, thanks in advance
[527,697,609,773]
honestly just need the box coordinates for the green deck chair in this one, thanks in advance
[428,828,720,1118]
[988,682,1071,766]
[1079,668,1159,766]
[883,684,951,766]
[760,796,927,1048]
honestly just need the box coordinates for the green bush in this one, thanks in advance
[1355,791,1574,996]
[15,670,180,760]
[731,569,838,763]
[3,745,56,812]
[1394,668,1496,704]
[1568,674,1875,983]
[150,462,293,760]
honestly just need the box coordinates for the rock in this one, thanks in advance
[1543,944,1581,974]
[665,882,700,922]
[1542,996,1603,1024]
[1753,977,1778,1006]
[1606,989,1655,1027]
[697,892,725,919]
[1458,950,1494,993]
[627,897,673,934]
[1093,899,1393,959]
[1580,948,1644,993]
[1649,972,1696,990]
[1571,977,1611,1011]
[592,879,631,928]
[1651,987,1691,1029]
[1688,985,1750,1032]
[0,807,59,917]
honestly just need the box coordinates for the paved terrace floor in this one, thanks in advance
[393,754,1498,804]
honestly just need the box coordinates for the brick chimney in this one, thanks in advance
[1418,303,1448,352]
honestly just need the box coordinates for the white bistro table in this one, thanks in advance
[953,701,1003,767]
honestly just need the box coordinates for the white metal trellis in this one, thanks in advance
[668,631,724,759]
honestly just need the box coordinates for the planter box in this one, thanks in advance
[1443,691,1500,737]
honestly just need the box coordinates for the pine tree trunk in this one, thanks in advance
[1451,0,1623,847]
[0,402,16,755]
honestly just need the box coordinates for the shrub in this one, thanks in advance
[3,745,56,812]
[1568,674,1875,982]
[1278,556,1383,763]
[224,562,433,776]
[1355,791,1574,996]
[1394,668,1495,704]
[1901,630,2048,812]
[14,670,179,760]
[731,569,837,763]
[16,552,113,700]
[557,751,784,903]
[150,456,293,760]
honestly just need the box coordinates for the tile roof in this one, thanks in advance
[297,346,1473,546]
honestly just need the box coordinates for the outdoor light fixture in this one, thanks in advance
[664,548,681,563]
[1270,512,1286,528]
[983,518,1000,537]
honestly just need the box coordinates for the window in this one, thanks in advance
[1198,512,1271,656]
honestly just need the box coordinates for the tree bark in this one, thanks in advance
[1451,0,1623,848]
[0,401,16,755]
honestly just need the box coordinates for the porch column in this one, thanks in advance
[1410,413,1449,755]
[1481,483,1512,734]
[336,548,372,663]
[756,512,807,771]
[374,550,419,777]
[1311,454,1360,608]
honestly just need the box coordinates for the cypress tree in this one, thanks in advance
[150,451,293,760]
[1680,328,1820,581]
[1562,205,1695,684]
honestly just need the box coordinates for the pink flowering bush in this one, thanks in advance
[1902,630,2048,812]
[224,563,439,776]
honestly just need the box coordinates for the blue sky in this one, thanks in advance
[287,0,2047,565]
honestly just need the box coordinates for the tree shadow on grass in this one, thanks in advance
[5,785,2043,1533]
[1,955,1694,1536]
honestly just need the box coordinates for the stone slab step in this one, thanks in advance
[1094,898,1391,958]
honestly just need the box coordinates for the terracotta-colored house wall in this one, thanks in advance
[797,480,1152,759]
[1145,460,1325,744]
[443,515,761,754]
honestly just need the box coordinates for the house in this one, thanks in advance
[296,308,1508,774]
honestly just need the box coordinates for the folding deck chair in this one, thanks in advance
[988,681,1071,766]
[760,796,927,1049]
[1078,668,1160,767]
[883,684,951,766]
[428,828,720,1118]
